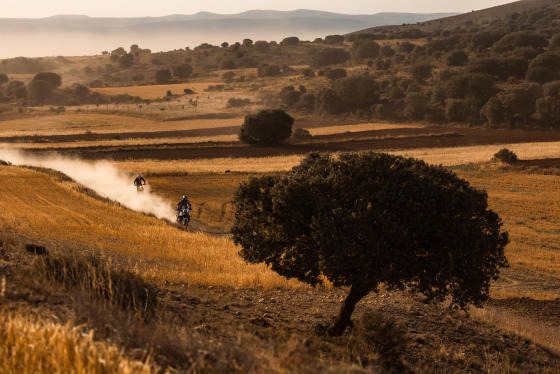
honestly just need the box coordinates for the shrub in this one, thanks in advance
[492,31,548,53]
[409,62,433,83]
[291,128,312,139]
[493,148,518,163]
[253,40,270,52]
[154,68,172,84]
[447,50,469,66]
[222,71,235,83]
[324,68,347,82]
[351,40,380,62]
[238,109,294,145]
[357,310,408,363]
[220,60,236,70]
[280,86,301,107]
[324,35,345,45]
[311,48,350,67]
[281,37,300,46]
[257,63,281,77]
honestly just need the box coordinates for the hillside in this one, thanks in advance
[350,0,560,34]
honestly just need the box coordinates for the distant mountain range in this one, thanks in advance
[1,10,458,58]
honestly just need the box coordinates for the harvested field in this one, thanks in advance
[13,126,560,162]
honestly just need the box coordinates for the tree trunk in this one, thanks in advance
[328,285,370,336]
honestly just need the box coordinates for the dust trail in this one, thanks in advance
[0,147,176,220]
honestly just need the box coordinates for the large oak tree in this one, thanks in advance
[232,152,509,336]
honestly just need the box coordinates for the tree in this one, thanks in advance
[155,68,172,84]
[73,83,90,100]
[536,80,560,128]
[118,53,134,68]
[231,152,509,336]
[254,40,270,53]
[0,74,8,85]
[447,50,468,67]
[324,35,345,45]
[324,68,347,82]
[351,40,380,62]
[33,72,62,90]
[496,83,541,127]
[404,91,428,120]
[257,63,281,77]
[409,62,433,83]
[281,37,300,46]
[311,48,350,67]
[173,64,193,78]
[238,109,294,145]
[27,80,51,102]
[242,39,253,47]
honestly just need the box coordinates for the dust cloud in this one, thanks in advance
[0,147,176,220]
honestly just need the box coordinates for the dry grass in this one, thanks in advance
[307,122,423,135]
[0,165,299,288]
[456,168,560,278]
[0,113,243,137]
[115,155,306,174]
[114,141,560,175]
[91,82,216,99]
[394,141,560,166]
[0,312,157,373]
[471,306,560,354]
[11,135,238,149]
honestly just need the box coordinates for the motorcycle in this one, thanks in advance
[136,184,145,193]
[176,206,191,226]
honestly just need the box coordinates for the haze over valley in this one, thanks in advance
[1,10,457,58]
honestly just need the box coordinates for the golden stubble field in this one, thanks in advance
[0,165,297,289]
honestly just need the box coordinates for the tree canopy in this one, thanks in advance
[238,109,294,145]
[232,152,509,336]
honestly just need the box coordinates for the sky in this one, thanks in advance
[4,0,517,18]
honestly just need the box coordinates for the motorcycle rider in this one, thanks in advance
[177,195,192,211]
[134,174,146,192]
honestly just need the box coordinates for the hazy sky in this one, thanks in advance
[5,0,516,18]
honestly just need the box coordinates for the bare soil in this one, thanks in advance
[13,126,560,165]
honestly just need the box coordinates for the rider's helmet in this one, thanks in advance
[137,174,141,177]
[182,195,187,199]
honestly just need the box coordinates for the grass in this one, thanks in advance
[91,82,216,99]
[0,312,157,374]
[455,168,560,280]
[0,165,299,288]
[0,113,243,137]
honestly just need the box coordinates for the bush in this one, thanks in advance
[351,40,380,62]
[220,60,236,70]
[253,40,270,52]
[493,148,518,163]
[291,128,312,139]
[257,63,281,77]
[357,310,408,363]
[238,109,294,145]
[409,62,433,83]
[311,48,350,67]
[154,68,172,84]
[447,50,469,66]
[281,37,300,46]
